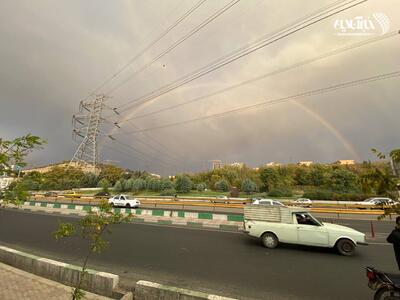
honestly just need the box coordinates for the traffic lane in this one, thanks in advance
[0,209,397,300]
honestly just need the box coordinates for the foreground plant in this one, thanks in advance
[53,201,132,300]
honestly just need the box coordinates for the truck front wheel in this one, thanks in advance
[261,232,279,249]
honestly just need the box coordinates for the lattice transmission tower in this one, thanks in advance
[69,95,106,174]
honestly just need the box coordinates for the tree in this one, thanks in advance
[241,178,257,194]
[260,168,280,191]
[113,180,123,193]
[97,179,110,193]
[214,179,229,192]
[1,134,45,205]
[98,165,125,185]
[174,175,192,193]
[161,178,174,190]
[0,134,45,175]
[196,182,206,192]
[328,169,360,193]
[53,201,132,300]
[132,179,146,192]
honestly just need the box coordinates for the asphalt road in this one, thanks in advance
[0,208,398,300]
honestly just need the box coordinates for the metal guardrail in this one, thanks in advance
[31,195,388,215]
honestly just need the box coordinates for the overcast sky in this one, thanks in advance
[0,0,399,175]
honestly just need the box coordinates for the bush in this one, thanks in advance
[161,179,174,190]
[196,183,207,192]
[267,187,293,197]
[241,178,257,194]
[160,188,176,196]
[303,190,374,201]
[113,180,123,193]
[214,179,230,192]
[132,179,146,192]
[174,175,192,193]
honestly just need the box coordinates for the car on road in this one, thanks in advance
[355,197,395,207]
[62,191,82,198]
[94,191,110,198]
[243,204,367,256]
[252,198,284,206]
[293,198,312,207]
[44,191,58,197]
[108,194,140,208]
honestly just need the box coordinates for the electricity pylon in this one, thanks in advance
[69,95,106,174]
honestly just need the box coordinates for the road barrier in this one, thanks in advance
[30,196,388,216]
[0,245,119,297]
[135,280,237,300]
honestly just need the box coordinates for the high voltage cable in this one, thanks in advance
[114,0,367,114]
[123,30,399,122]
[114,70,400,135]
[82,0,208,100]
[106,0,241,94]
[107,137,179,169]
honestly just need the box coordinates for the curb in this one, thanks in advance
[0,245,119,297]
[135,280,237,300]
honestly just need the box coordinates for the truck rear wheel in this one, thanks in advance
[261,232,278,249]
[336,239,355,256]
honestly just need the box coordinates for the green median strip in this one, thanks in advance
[157,220,172,225]
[29,201,36,206]
[198,212,212,220]
[178,211,185,218]
[83,205,91,212]
[40,202,47,207]
[152,210,164,216]
[67,204,75,210]
[53,203,61,209]
[227,214,243,222]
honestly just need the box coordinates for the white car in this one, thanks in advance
[252,198,284,206]
[108,194,140,208]
[294,198,312,207]
[244,205,366,256]
[355,197,395,206]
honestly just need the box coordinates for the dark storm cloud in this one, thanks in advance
[0,0,399,175]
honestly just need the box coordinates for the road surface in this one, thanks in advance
[0,208,397,299]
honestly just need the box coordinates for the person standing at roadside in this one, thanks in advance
[387,216,400,270]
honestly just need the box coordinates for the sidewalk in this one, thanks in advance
[0,262,111,300]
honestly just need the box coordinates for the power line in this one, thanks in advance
[114,0,366,114]
[82,0,208,100]
[124,30,399,122]
[106,0,241,95]
[114,70,400,135]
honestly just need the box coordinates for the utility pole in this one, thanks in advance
[69,95,105,174]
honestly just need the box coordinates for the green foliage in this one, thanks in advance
[132,179,146,192]
[146,178,162,192]
[160,178,174,190]
[196,182,207,192]
[327,169,360,193]
[267,187,293,197]
[174,175,193,193]
[98,165,125,185]
[160,188,176,196]
[53,201,132,300]
[0,134,45,175]
[3,181,29,205]
[303,190,374,201]
[113,180,123,193]
[214,179,230,192]
[97,179,110,193]
[241,178,257,194]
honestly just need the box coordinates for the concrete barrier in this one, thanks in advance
[0,245,118,297]
[135,280,237,300]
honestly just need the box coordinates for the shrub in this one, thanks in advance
[113,180,123,193]
[214,179,230,192]
[160,188,176,196]
[174,175,192,193]
[267,187,293,197]
[302,190,333,200]
[241,178,257,194]
[196,183,207,192]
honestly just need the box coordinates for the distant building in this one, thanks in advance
[298,161,313,167]
[150,173,161,179]
[229,162,244,168]
[335,160,355,165]
[252,167,260,171]
[211,160,222,170]
[265,162,281,167]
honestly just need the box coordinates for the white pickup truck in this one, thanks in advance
[108,194,140,208]
[243,204,367,256]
